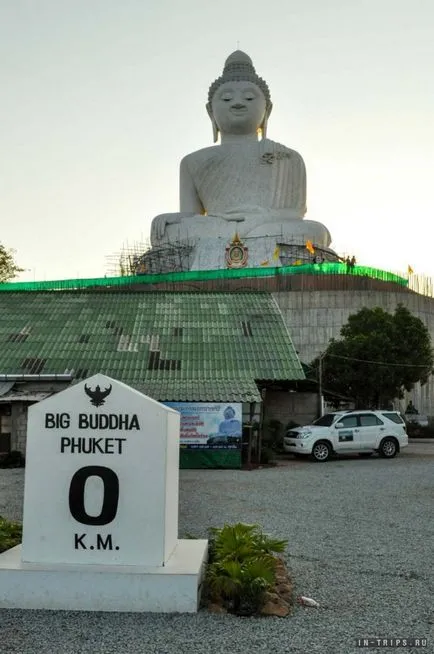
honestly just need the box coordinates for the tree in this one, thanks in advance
[0,243,24,282]
[311,305,434,409]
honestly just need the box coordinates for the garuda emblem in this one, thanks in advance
[84,384,112,407]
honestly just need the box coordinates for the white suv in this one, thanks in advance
[283,410,408,462]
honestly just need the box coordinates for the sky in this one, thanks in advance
[0,0,433,282]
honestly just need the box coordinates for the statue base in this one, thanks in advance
[0,540,207,613]
[139,235,339,274]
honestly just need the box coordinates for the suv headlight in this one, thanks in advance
[298,430,312,439]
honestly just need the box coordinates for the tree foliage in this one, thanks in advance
[0,243,23,282]
[311,305,434,409]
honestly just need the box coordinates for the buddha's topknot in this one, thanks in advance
[208,50,271,109]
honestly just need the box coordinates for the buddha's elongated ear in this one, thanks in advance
[260,102,273,140]
[206,102,219,143]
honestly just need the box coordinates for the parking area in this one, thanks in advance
[0,442,433,654]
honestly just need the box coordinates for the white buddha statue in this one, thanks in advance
[150,50,331,255]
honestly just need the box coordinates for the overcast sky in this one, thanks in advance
[1,0,433,281]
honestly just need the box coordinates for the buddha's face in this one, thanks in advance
[211,81,267,136]
[224,406,235,420]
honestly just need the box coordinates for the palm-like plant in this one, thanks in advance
[205,523,288,615]
[209,523,286,562]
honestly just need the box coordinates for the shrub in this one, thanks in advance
[205,523,288,616]
[0,516,22,553]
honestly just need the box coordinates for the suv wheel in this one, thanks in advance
[311,441,331,462]
[379,437,398,458]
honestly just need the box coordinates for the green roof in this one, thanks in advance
[0,291,304,402]
[136,379,261,403]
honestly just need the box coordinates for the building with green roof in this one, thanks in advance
[0,290,305,467]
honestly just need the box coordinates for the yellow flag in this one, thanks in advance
[260,259,269,266]
[306,240,315,254]
[272,245,280,260]
[408,265,414,275]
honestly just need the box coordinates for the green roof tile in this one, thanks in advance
[0,291,304,402]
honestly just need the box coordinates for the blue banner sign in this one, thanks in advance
[165,402,242,450]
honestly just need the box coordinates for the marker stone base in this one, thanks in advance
[0,539,207,613]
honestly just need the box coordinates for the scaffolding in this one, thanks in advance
[105,238,196,276]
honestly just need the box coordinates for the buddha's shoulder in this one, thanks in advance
[262,139,304,161]
[181,146,221,168]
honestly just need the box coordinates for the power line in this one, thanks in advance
[325,352,433,369]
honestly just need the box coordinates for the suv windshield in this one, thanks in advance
[312,414,337,427]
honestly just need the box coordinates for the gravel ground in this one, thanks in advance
[0,443,433,654]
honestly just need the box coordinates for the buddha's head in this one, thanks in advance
[223,406,236,420]
[207,51,273,142]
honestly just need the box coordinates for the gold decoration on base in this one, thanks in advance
[225,232,249,268]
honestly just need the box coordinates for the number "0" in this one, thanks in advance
[69,466,119,526]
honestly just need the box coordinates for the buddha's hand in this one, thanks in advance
[212,212,245,223]
[151,213,181,243]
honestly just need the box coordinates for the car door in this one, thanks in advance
[334,414,360,451]
[357,413,384,449]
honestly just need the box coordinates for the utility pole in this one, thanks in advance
[318,353,324,417]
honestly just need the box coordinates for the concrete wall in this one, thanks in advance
[3,381,69,456]
[0,409,11,452]
[273,289,434,417]
[10,403,28,453]
[264,391,317,427]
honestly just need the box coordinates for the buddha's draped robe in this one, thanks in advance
[182,139,307,223]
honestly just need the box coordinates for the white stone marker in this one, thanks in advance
[0,374,207,612]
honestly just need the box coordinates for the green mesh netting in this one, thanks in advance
[0,262,408,292]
